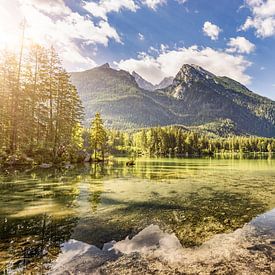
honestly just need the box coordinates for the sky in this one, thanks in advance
[0,0,275,99]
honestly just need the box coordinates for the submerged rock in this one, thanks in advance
[99,221,274,274]
[49,209,275,274]
[113,224,182,260]
[49,240,120,275]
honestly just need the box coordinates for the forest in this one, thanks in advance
[0,44,84,164]
[107,126,275,157]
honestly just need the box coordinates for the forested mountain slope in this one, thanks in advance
[70,63,176,129]
[70,63,275,137]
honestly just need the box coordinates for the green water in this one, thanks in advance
[0,157,275,273]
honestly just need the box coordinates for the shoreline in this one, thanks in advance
[0,152,274,170]
[50,209,275,274]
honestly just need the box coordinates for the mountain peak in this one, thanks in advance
[170,64,217,92]
[132,71,156,91]
[176,64,215,82]
[132,71,139,77]
[132,71,173,91]
[155,76,174,90]
[98,63,110,69]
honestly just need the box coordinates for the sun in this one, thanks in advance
[0,2,50,51]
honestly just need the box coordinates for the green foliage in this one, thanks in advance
[0,44,83,163]
[72,123,84,150]
[107,126,275,157]
[90,113,108,160]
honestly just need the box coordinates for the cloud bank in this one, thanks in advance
[115,45,252,85]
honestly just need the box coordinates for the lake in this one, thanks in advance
[0,157,274,273]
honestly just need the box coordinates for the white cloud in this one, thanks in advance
[176,0,188,4]
[0,0,127,71]
[241,0,275,37]
[138,33,145,40]
[115,45,252,85]
[142,0,167,10]
[226,36,255,54]
[148,46,159,54]
[61,45,97,72]
[84,0,187,14]
[247,0,275,17]
[83,0,138,20]
[203,21,222,40]
[242,16,275,37]
[23,0,71,15]
[160,44,169,52]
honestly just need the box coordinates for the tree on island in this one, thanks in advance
[90,113,108,161]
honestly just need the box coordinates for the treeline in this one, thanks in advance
[0,44,83,163]
[107,126,275,156]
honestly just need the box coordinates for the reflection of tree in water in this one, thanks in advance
[90,163,106,179]
[0,169,83,273]
[89,163,104,212]
[74,190,268,248]
[0,214,78,273]
[81,160,186,181]
[90,191,102,212]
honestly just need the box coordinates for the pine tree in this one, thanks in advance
[0,42,83,163]
[90,113,108,160]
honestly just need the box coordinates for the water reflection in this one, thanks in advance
[0,214,78,274]
[0,158,274,273]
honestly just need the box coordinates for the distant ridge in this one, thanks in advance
[132,71,156,91]
[132,71,173,91]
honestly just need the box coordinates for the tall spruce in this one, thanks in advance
[90,113,107,160]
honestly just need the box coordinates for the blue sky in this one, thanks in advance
[1,0,275,99]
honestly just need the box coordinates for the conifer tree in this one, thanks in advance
[0,43,83,162]
[90,113,107,160]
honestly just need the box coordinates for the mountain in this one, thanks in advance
[132,71,173,91]
[70,64,177,129]
[164,64,275,136]
[132,71,155,91]
[155,76,174,90]
[70,63,275,137]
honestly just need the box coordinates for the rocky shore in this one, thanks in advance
[49,209,275,275]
